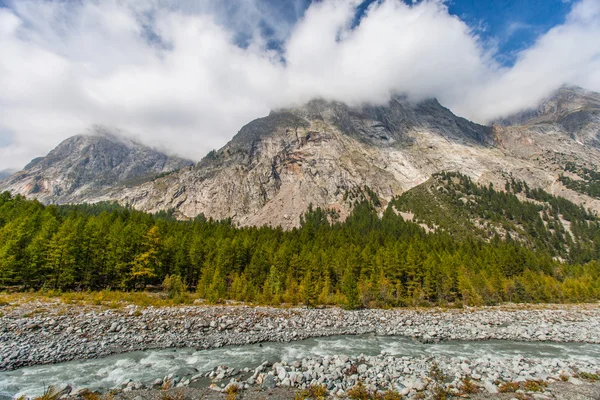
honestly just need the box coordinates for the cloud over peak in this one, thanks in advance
[0,0,599,169]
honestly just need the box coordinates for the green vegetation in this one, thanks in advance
[294,384,328,400]
[559,162,600,199]
[393,172,600,264]
[345,382,402,400]
[1,172,600,308]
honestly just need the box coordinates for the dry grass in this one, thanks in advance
[345,383,403,400]
[225,384,240,400]
[523,380,547,392]
[0,290,204,311]
[160,389,185,400]
[498,381,520,393]
[295,384,328,400]
[458,376,479,395]
[346,383,371,400]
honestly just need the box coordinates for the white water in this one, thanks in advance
[1,335,599,398]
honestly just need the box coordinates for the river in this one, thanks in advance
[2,335,600,398]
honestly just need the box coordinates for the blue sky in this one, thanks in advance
[0,0,598,169]
[254,0,575,66]
[445,0,573,65]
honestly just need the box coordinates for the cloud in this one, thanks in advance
[0,0,599,170]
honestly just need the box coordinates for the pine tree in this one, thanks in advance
[342,265,361,309]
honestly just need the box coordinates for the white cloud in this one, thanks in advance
[0,0,599,170]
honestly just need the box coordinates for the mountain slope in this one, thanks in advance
[0,127,193,204]
[496,85,600,147]
[7,87,600,228]
[89,96,501,226]
[84,91,600,228]
[492,85,600,205]
[392,172,600,263]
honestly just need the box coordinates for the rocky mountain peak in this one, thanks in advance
[495,85,600,148]
[249,96,492,149]
[0,127,193,204]
[7,88,600,228]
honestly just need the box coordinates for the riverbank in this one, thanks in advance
[1,300,599,398]
[2,300,599,371]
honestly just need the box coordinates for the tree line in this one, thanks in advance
[0,175,599,308]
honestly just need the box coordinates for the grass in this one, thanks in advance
[0,290,204,310]
[295,384,328,399]
[577,372,600,381]
[498,381,520,393]
[345,383,403,400]
[17,385,116,400]
[2,290,597,311]
[225,384,240,400]
[458,376,479,395]
[160,389,185,400]
[523,380,548,392]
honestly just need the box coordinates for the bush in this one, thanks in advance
[498,381,520,393]
[347,383,371,400]
[523,380,547,392]
[162,275,187,299]
[294,384,328,399]
[578,372,600,381]
[458,376,479,394]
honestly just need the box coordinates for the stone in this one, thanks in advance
[261,375,277,389]
[483,381,498,394]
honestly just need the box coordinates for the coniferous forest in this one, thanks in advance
[0,172,599,308]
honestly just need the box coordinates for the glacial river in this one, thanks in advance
[2,335,600,398]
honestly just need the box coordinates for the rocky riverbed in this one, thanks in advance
[1,301,600,399]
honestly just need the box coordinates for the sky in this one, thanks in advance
[0,0,599,170]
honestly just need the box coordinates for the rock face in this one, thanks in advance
[496,85,600,147]
[90,88,600,228]
[5,86,600,227]
[0,126,193,204]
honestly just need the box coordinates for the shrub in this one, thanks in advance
[294,384,328,399]
[429,362,446,382]
[498,381,520,393]
[32,386,61,400]
[523,380,547,392]
[225,383,240,400]
[162,275,187,299]
[347,382,371,400]
[458,376,479,395]
[578,372,600,381]
[382,390,402,400]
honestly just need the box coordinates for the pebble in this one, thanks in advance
[2,303,600,398]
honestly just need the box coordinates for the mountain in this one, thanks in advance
[6,86,600,228]
[493,85,600,206]
[0,169,16,181]
[0,126,193,204]
[79,88,600,228]
[496,85,600,146]
[392,171,600,263]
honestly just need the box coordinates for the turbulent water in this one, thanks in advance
[2,335,600,398]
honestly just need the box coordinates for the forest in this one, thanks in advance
[0,172,599,308]
[559,161,600,200]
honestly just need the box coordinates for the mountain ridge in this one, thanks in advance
[3,86,600,228]
[0,126,194,204]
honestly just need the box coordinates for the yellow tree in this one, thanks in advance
[128,226,160,289]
